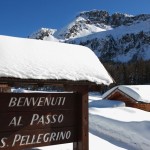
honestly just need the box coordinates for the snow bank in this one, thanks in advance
[89,106,150,150]
[0,35,113,85]
[89,99,125,108]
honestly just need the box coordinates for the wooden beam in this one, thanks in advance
[0,77,95,87]
[0,84,11,93]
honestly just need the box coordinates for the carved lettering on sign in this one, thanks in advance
[8,116,23,127]
[0,138,7,148]
[12,131,71,147]
[8,96,66,107]
[30,114,64,125]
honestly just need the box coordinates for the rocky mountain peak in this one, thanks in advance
[78,10,109,22]
[29,28,57,40]
[77,10,150,28]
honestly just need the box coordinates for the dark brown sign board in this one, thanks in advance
[0,93,81,150]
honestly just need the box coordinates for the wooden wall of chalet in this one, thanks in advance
[130,103,150,112]
[106,90,136,106]
[105,90,150,112]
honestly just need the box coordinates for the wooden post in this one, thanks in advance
[65,85,89,150]
[0,84,11,93]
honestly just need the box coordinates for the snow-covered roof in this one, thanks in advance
[102,85,150,103]
[0,35,113,85]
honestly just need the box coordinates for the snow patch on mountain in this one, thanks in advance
[54,15,112,40]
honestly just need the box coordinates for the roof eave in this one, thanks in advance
[0,77,100,87]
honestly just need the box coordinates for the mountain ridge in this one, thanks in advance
[29,10,150,63]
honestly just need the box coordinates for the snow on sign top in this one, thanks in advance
[0,35,113,85]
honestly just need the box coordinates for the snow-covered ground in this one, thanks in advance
[26,92,150,150]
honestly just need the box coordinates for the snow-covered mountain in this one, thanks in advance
[29,10,150,63]
[29,10,113,41]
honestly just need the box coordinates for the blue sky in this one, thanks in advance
[0,0,150,37]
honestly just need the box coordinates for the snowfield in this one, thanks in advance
[25,92,150,150]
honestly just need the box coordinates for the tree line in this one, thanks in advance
[103,60,150,85]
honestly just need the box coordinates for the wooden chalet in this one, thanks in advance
[102,85,150,111]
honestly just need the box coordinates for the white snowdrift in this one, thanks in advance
[0,35,113,85]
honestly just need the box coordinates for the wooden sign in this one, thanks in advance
[0,93,81,150]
